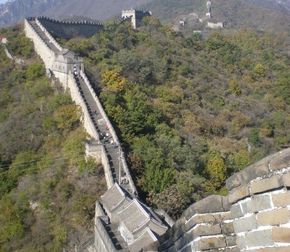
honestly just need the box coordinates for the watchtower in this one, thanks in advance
[121,9,151,29]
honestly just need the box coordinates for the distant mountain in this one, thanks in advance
[0,0,152,27]
[142,0,290,32]
[1,0,290,31]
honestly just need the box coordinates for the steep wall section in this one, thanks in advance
[160,148,290,251]
[24,18,137,195]
[37,16,103,39]
[24,19,55,69]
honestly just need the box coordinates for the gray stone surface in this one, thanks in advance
[225,235,236,247]
[251,175,283,194]
[222,222,235,235]
[245,229,274,248]
[250,194,272,212]
[183,195,228,220]
[227,156,271,191]
[269,148,290,171]
[193,236,226,251]
[192,224,221,237]
[233,214,257,233]
[229,185,250,204]
[236,235,246,250]
[230,204,243,219]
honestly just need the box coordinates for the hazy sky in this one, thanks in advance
[0,0,7,4]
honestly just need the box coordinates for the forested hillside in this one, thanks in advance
[65,17,290,218]
[0,26,105,251]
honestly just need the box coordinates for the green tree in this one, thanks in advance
[205,152,227,189]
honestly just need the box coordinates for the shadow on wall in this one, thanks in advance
[37,16,103,39]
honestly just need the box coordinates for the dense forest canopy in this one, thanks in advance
[0,26,105,251]
[64,17,290,217]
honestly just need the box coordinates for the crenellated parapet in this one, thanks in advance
[36,16,103,39]
[37,16,102,26]
[159,148,290,251]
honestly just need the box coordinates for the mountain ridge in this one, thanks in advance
[1,0,290,30]
[0,0,151,27]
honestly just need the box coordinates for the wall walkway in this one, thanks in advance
[24,17,136,195]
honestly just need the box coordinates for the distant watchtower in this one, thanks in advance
[121,9,152,29]
[206,0,212,19]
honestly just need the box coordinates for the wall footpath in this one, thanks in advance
[160,148,290,252]
[80,71,137,194]
[24,19,116,190]
[35,18,63,51]
[24,19,55,69]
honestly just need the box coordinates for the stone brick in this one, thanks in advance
[256,247,290,252]
[251,175,283,194]
[245,229,274,248]
[240,158,271,183]
[225,235,236,246]
[192,224,221,237]
[230,204,243,219]
[233,214,257,233]
[269,148,290,171]
[272,227,290,243]
[226,172,243,191]
[183,195,227,220]
[240,199,251,214]
[229,185,250,204]
[257,208,290,226]
[236,235,246,250]
[193,236,226,251]
[222,196,231,211]
[221,212,233,221]
[221,222,234,235]
[186,213,220,226]
[225,247,239,252]
[250,194,272,212]
[283,173,290,187]
[272,191,290,207]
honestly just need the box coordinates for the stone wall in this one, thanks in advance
[24,19,55,69]
[121,9,151,29]
[86,142,114,188]
[94,217,120,252]
[227,148,290,251]
[37,16,103,39]
[24,19,117,190]
[35,18,62,51]
[159,148,290,251]
[80,70,137,194]
[24,18,137,195]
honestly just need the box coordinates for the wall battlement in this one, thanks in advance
[159,148,290,251]
[35,16,103,39]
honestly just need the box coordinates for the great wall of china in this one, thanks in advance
[22,13,290,252]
